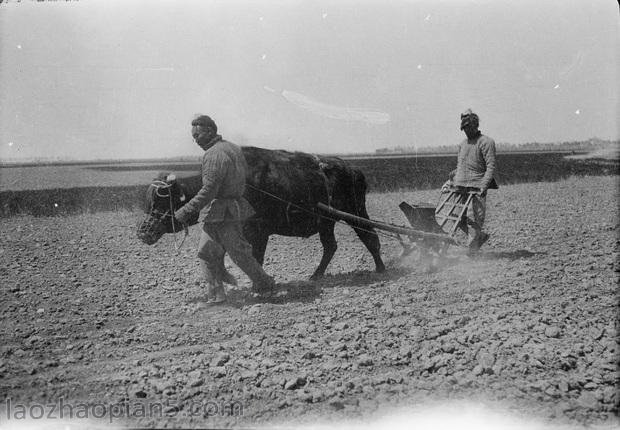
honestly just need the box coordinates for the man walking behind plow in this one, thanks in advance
[174,114,276,304]
[441,109,498,255]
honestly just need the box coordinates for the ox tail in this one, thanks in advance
[351,169,369,217]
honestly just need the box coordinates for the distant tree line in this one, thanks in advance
[3,138,618,166]
[375,138,620,155]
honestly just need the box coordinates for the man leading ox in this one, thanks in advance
[174,115,275,304]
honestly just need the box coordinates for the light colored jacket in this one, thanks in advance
[175,136,255,224]
[452,133,497,190]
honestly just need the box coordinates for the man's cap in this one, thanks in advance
[191,114,217,131]
[460,109,479,129]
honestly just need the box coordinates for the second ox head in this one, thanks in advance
[137,173,188,245]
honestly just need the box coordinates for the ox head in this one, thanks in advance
[137,173,187,245]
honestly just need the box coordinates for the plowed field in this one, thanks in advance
[0,176,618,429]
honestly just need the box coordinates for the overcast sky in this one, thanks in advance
[0,0,618,161]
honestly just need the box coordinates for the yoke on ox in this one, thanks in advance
[137,146,386,279]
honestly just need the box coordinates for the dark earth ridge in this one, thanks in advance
[1,153,617,217]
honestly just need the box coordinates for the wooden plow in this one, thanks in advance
[317,201,456,259]
[318,187,480,269]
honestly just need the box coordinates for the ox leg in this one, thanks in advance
[244,223,269,266]
[311,222,338,280]
[252,234,269,266]
[346,212,386,273]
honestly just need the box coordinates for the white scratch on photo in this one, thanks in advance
[264,86,390,124]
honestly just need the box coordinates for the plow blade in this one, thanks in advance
[398,201,447,234]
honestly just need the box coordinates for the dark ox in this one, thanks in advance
[137,146,385,279]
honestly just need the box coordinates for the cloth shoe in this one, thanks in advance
[251,277,276,297]
[206,282,227,304]
[467,232,489,256]
[221,269,238,286]
[205,296,226,305]
[477,232,490,248]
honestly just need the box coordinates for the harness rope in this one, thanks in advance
[245,183,402,243]
[150,180,189,252]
